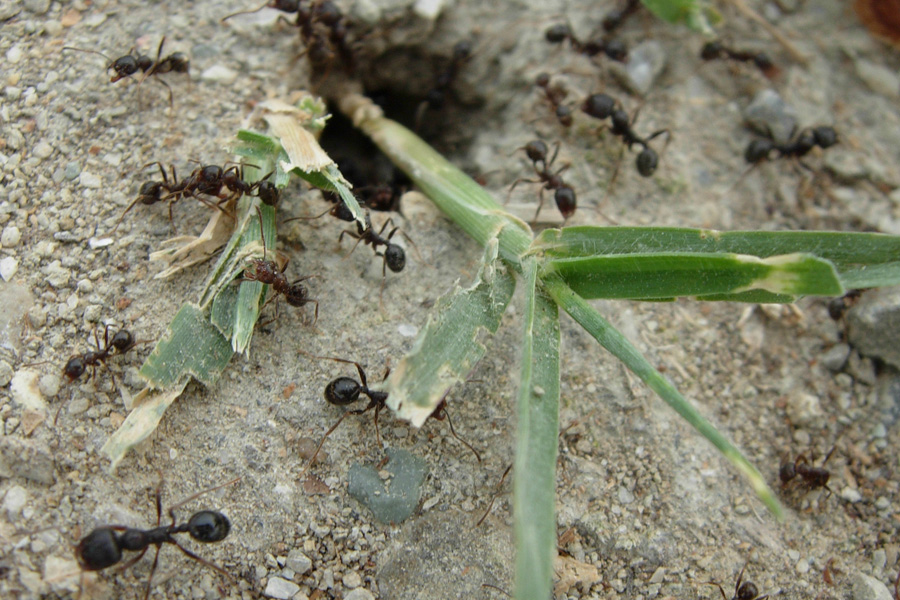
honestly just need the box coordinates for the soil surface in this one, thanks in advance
[1,1,899,599]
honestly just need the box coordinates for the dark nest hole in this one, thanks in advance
[314,31,492,196]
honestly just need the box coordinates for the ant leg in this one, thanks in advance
[439,404,481,462]
[373,402,383,449]
[308,299,319,327]
[152,77,175,109]
[168,539,235,580]
[115,546,149,573]
[338,229,365,256]
[164,477,242,516]
[547,140,562,168]
[222,0,272,22]
[734,564,746,598]
[141,545,163,600]
[532,187,547,223]
[303,412,352,472]
[476,464,512,527]
[506,177,541,203]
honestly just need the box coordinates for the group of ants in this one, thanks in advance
[32,0,868,599]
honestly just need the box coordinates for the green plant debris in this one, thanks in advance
[514,259,560,600]
[384,239,516,426]
[641,0,720,33]
[544,252,842,300]
[137,303,234,389]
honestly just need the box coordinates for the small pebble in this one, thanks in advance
[0,360,13,386]
[854,59,900,98]
[0,256,18,281]
[285,549,312,575]
[263,577,300,599]
[201,65,238,84]
[23,0,51,15]
[398,323,418,337]
[344,588,375,600]
[821,343,850,372]
[64,162,81,180]
[1,225,21,247]
[744,89,797,145]
[343,570,362,588]
[850,572,893,600]
[2,485,28,520]
[619,40,666,95]
[840,487,862,503]
[33,141,53,159]
[79,171,101,189]
[6,44,23,63]
[875,496,891,511]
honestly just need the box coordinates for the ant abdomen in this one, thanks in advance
[636,148,659,177]
[384,245,406,273]
[187,511,230,542]
[744,139,774,163]
[813,126,837,148]
[554,187,577,219]
[325,376,362,405]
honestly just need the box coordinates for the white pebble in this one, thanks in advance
[1,225,21,247]
[10,369,48,411]
[343,570,362,588]
[6,44,23,63]
[0,256,19,281]
[263,576,300,599]
[397,323,418,337]
[201,65,238,84]
[79,171,101,188]
[840,487,862,503]
[88,237,114,249]
[2,485,28,520]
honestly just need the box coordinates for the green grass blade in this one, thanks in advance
[541,273,784,519]
[383,239,517,426]
[514,259,560,600]
[544,252,842,300]
[532,227,900,288]
[641,0,720,33]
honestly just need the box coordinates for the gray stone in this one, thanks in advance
[850,572,892,600]
[848,288,900,370]
[285,549,312,575]
[342,569,362,588]
[854,59,900,98]
[344,588,375,600]
[264,576,300,599]
[348,448,427,524]
[0,1,22,21]
[23,0,50,15]
[1,225,21,247]
[743,89,798,145]
[0,436,56,484]
[821,343,850,371]
[2,484,28,520]
[617,41,666,95]
[0,360,13,386]
[785,391,825,428]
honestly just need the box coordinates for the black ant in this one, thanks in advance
[301,355,481,470]
[535,73,573,127]
[744,125,838,166]
[602,0,642,34]
[779,447,836,496]
[240,208,318,324]
[63,324,136,384]
[544,22,627,62]
[827,288,865,322]
[707,565,768,600]
[76,478,237,600]
[700,40,778,78]
[62,37,189,107]
[416,40,473,128]
[509,139,577,221]
[580,93,669,177]
[339,210,408,274]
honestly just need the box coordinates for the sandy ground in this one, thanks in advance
[1,0,899,599]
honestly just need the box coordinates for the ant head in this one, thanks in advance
[636,148,659,177]
[779,461,796,483]
[545,23,571,44]
[199,165,223,182]
[76,528,122,571]
[110,329,134,353]
[138,181,165,205]
[314,0,342,26]
[828,297,847,320]
[700,40,723,60]
[384,244,406,273]
[813,126,837,149]
[168,52,190,73]
[257,181,281,206]
[109,55,140,81]
[794,129,817,154]
[452,40,472,61]
[329,199,355,222]
[523,140,548,163]
[555,105,573,127]
[64,356,86,381]
[752,52,774,71]
[554,187,577,219]
[187,510,231,543]
[602,39,628,62]
[273,0,301,12]
[535,72,551,88]
[325,376,362,406]
[582,93,615,120]
[736,581,759,600]
[744,139,774,163]
[285,284,310,307]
